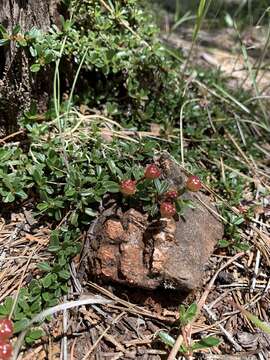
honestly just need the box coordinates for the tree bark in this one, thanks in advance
[0,0,59,135]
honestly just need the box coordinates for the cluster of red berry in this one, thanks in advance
[119,164,202,218]
[0,319,13,360]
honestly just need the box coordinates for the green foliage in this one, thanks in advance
[0,227,80,338]
[0,122,166,221]
[158,331,175,348]
[0,0,184,129]
[220,209,250,252]
[0,0,267,251]
[158,302,220,355]
[191,336,220,351]
[158,300,220,354]
[25,328,45,345]
[179,303,197,326]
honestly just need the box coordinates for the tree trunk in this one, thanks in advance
[0,0,59,135]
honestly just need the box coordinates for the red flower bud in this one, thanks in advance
[144,164,161,180]
[186,175,202,192]
[164,190,178,200]
[0,340,12,360]
[0,319,13,341]
[120,179,137,196]
[160,202,176,218]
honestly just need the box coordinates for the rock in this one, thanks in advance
[161,193,222,291]
[85,154,223,292]
[217,271,235,284]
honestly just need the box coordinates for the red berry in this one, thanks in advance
[120,179,137,196]
[0,320,13,341]
[0,340,12,360]
[160,202,176,218]
[164,190,178,200]
[186,175,202,192]
[144,164,161,180]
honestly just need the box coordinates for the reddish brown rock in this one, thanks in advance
[103,219,124,240]
[86,155,224,292]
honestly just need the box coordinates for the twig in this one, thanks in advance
[203,305,242,351]
[62,295,68,360]
[70,338,77,360]
[197,252,245,311]
[167,334,184,360]
[81,312,125,360]
[251,249,261,292]
[0,130,24,144]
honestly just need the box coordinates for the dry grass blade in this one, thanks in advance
[235,303,270,335]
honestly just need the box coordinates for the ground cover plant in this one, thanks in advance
[0,0,269,359]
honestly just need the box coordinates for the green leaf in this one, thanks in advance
[191,336,220,351]
[85,207,98,217]
[14,318,29,333]
[44,51,54,64]
[42,274,54,288]
[240,308,270,335]
[179,303,197,326]
[46,298,58,307]
[37,202,48,211]
[48,245,61,252]
[13,309,25,321]
[218,239,230,248]
[0,297,13,316]
[233,242,250,251]
[3,192,15,203]
[154,179,169,194]
[12,24,21,35]
[42,292,52,302]
[37,262,52,272]
[25,328,44,344]
[0,39,10,46]
[157,332,188,354]
[158,331,175,347]
[58,269,70,280]
[18,299,30,314]
[16,190,28,199]
[17,38,27,47]
[30,63,41,72]
[29,46,37,57]
[224,13,234,27]
[186,303,197,319]
[102,180,119,193]
[30,299,42,313]
[107,159,118,175]
[70,212,78,226]
[233,216,245,225]
[58,256,67,266]
[153,178,162,193]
